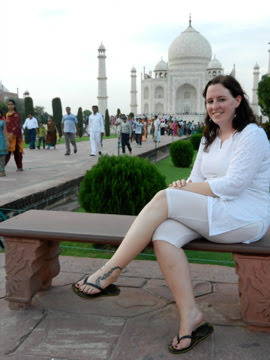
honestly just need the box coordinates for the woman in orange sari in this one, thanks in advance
[5,99,24,171]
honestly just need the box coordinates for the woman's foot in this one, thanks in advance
[75,264,123,295]
[170,308,204,351]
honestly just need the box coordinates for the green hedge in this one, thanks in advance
[79,155,166,215]
[169,140,194,168]
[190,133,202,150]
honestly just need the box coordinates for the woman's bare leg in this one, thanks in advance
[76,190,168,294]
[153,240,204,350]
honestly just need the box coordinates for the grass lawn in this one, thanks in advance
[58,153,234,267]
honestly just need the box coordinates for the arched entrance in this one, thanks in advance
[175,84,197,114]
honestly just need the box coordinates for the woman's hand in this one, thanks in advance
[168,179,192,188]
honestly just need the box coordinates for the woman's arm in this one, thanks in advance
[169,179,216,197]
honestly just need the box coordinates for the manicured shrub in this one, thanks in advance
[79,155,166,215]
[190,133,202,150]
[77,107,83,137]
[169,140,194,168]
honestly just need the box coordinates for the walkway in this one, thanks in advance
[0,254,269,359]
[0,136,175,208]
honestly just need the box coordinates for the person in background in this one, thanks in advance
[62,107,78,156]
[153,116,161,143]
[87,105,104,156]
[46,117,57,149]
[0,110,8,176]
[23,113,39,149]
[5,99,24,172]
[134,118,144,146]
[37,123,47,149]
[115,114,132,154]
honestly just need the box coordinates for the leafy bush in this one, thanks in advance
[169,140,194,168]
[79,155,166,215]
[190,133,202,150]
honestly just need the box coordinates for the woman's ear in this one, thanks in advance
[235,95,242,108]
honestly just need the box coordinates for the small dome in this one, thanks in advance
[207,56,222,69]
[23,90,30,96]
[155,58,168,71]
[131,66,136,72]
[254,63,260,70]
[168,24,212,65]
[98,43,106,51]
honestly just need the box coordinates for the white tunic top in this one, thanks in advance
[187,124,270,242]
[88,113,105,133]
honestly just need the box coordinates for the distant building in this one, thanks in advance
[0,81,19,103]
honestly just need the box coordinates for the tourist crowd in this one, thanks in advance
[0,99,202,177]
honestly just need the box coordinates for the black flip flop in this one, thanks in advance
[168,322,214,354]
[71,275,120,299]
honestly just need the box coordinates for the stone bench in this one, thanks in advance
[0,209,270,332]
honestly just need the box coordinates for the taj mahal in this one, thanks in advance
[95,17,270,120]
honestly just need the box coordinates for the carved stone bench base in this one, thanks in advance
[234,253,270,332]
[4,237,60,310]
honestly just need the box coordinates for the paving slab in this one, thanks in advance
[33,284,169,318]
[144,279,212,301]
[110,304,214,360]
[0,298,45,357]
[14,310,125,360]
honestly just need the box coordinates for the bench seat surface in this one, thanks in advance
[0,210,269,255]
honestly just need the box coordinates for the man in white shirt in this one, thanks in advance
[87,105,105,156]
[23,113,39,149]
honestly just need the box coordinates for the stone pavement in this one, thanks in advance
[0,136,175,208]
[0,253,269,360]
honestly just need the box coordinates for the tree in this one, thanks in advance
[24,96,34,118]
[105,109,110,136]
[52,97,63,137]
[0,102,7,114]
[77,107,83,137]
[258,74,270,120]
[34,106,49,123]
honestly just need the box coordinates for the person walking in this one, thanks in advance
[5,99,24,171]
[46,118,57,149]
[134,118,144,146]
[153,116,161,143]
[0,110,8,176]
[72,75,270,354]
[23,113,39,149]
[37,123,47,149]
[115,114,132,154]
[87,105,104,156]
[62,107,78,156]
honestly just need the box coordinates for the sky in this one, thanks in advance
[2,0,270,115]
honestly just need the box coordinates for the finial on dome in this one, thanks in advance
[189,13,192,27]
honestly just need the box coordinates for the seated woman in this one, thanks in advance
[72,75,270,354]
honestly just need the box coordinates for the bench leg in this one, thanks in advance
[4,237,60,310]
[234,253,270,332]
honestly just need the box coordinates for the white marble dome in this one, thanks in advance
[207,56,222,69]
[155,58,168,71]
[168,24,212,65]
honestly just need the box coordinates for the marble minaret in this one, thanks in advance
[251,63,260,116]
[97,43,108,115]
[130,67,138,115]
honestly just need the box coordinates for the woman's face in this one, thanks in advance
[206,84,241,127]
[7,101,15,112]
